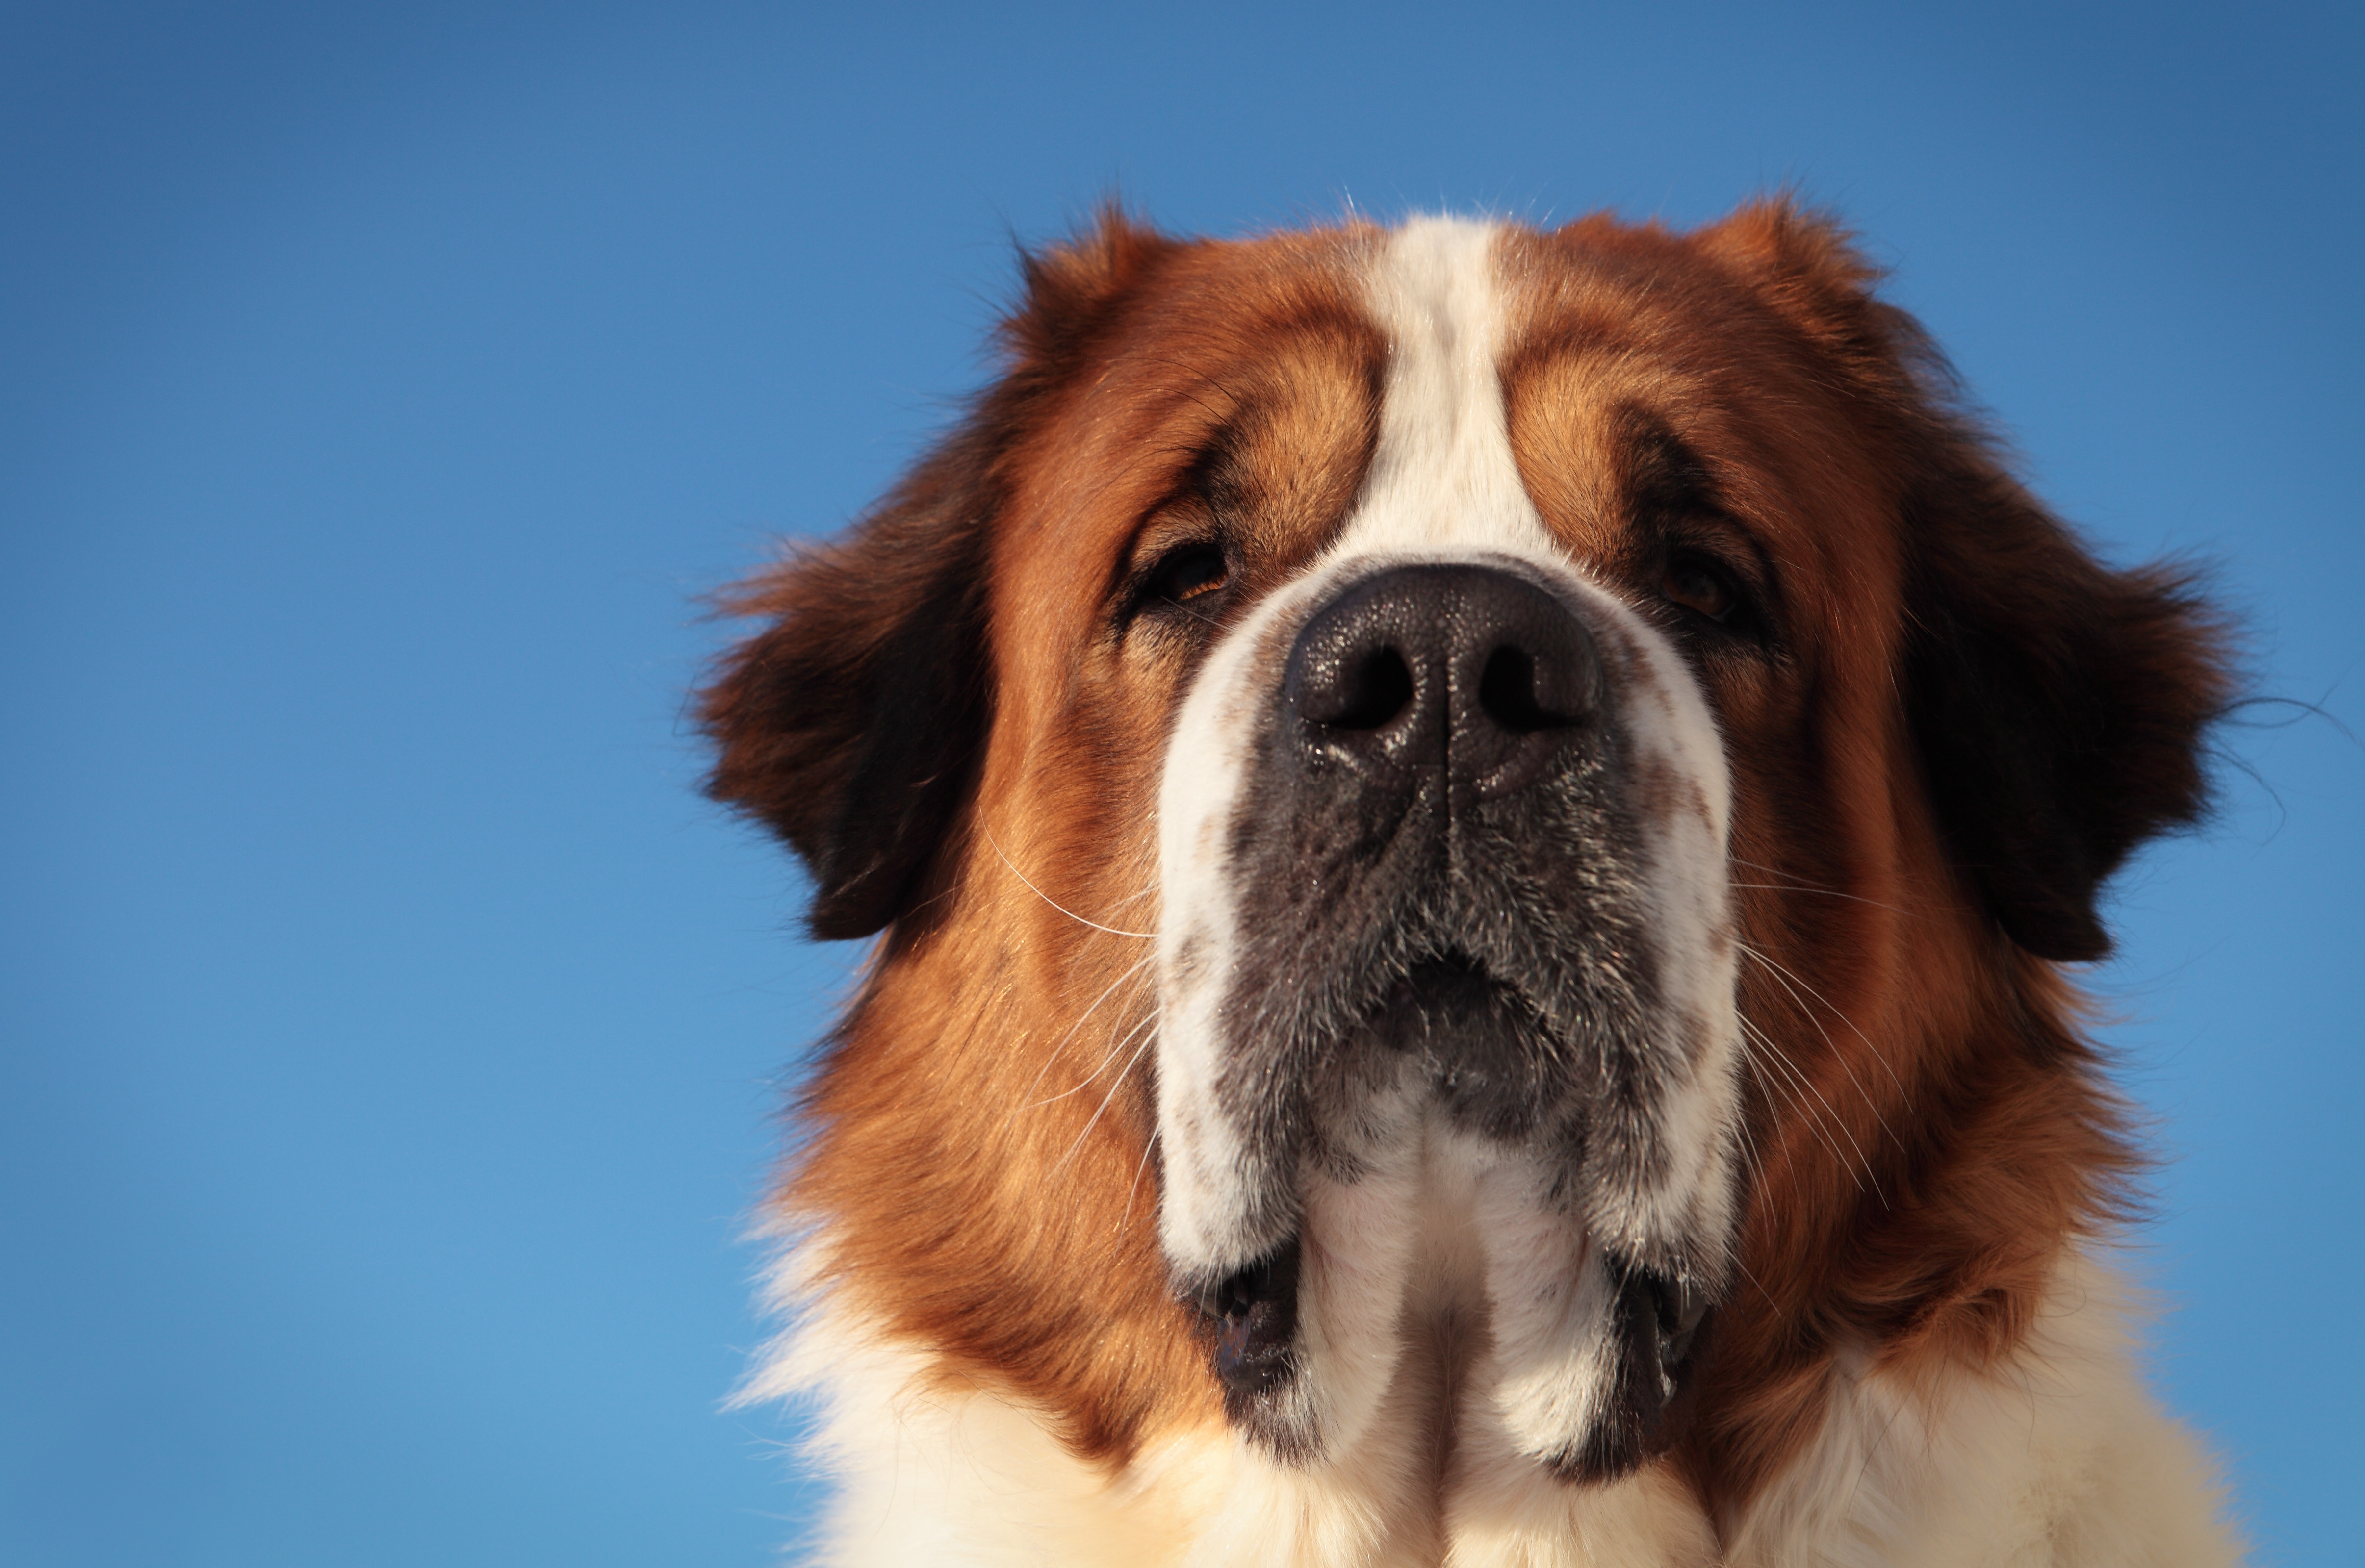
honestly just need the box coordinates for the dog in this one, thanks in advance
[700,200,2241,1566]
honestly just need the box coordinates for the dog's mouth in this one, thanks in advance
[1374,950,1521,1037]
[1359,948,1565,1140]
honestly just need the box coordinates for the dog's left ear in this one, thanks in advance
[1698,198,2234,961]
[1896,455,2231,960]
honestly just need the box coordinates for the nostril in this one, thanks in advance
[1479,645,1560,733]
[1316,646,1415,731]
[1286,565,1597,794]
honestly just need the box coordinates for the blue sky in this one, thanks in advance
[2,3,2358,1563]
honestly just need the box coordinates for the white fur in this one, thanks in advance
[1155,569,1338,1278]
[765,1247,2234,1565]
[1338,215,1559,560]
[1726,1249,2239,1568]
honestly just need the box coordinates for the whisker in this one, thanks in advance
[1722,1080,1769,1197]
[1725,883,1912,914]
[1027,1004,1157,1111]
[1011,954,1156,1113]
[1118,1127,1162,1237]
[1737,940,1913,1121]
[1741,951,1886,1133]
[1728,1019,1820,1148]
[1731,1019,1841,1174]
[1738,1013,1882,1203]
[1730,1253,1779,1311]
[1160,596,1226,630]
[980,826,1157,939]
[1053,1021,1161,1180]
[1726,856,1917,918]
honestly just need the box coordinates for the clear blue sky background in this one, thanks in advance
[3,3,2358,1563]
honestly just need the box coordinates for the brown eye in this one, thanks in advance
[1661,556,1739,624]
[1145,542,1229,606]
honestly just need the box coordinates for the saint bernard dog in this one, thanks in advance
[700,200,2243,1565]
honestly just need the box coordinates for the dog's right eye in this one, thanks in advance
[1136,540,1231,612]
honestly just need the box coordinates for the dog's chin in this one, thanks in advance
[1179,951,1717,1479]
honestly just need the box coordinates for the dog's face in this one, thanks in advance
[704,203,2225,1507]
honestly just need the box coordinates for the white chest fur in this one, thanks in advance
[755,1247,2235,1567]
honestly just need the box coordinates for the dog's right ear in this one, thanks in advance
[700,207,1177,940]
[700,448,997,941]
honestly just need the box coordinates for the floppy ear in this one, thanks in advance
[700,451,997,941]
[1700,198,2233,961]
[700,206,1177,940]
[1899,462,2230,959]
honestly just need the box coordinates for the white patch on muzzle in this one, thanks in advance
[1155,216,1741,1470]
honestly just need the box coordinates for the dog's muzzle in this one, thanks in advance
[1157,554,1738,1477]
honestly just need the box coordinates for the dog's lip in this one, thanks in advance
[1639,1264,1713,1386]
[1195,1240,1302,1402]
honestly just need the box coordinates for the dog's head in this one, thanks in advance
[703,203,2226,1499]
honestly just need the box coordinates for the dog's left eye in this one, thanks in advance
[1659,554,1743,626]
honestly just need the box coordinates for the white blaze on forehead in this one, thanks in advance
[1336,216,1555,560]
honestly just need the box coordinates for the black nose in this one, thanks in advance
[1284,563,1600,799]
